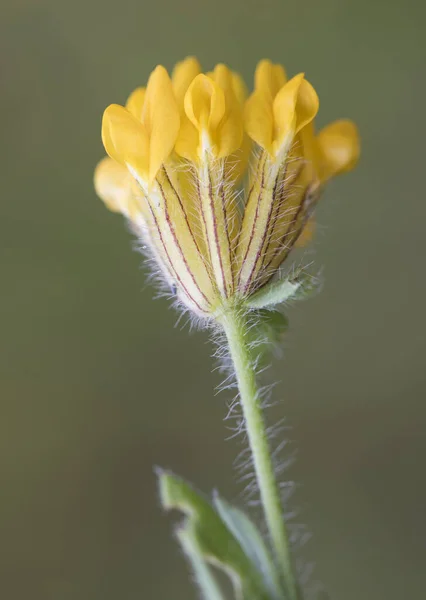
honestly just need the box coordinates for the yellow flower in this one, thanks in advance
[174,63,246,299]
[102,66,180,186]
[94,57,360,318]
[236,60,359,293]
[175,66,244,162]
[244,60,319,159]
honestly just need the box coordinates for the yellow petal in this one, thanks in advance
[294,77,319,134]
[93,156,144,223]
[232,71,248,105]
[102,104,150,180]
[298,123,321,182]
[243,60,286,154]
[316,119,360,181]
[216,114,243,158]
[142,65,180,183]
[94,157,132,214]
[174,118,199,162]
[211,64,233,94]
[272,73,319,153]
[210,64,243,157]
[254,59,287,98]
[172,59,203,162]
[126,87,146,121]
[177,68,244,161]
[299,122,317,164]
[172,56,201,108]
[184,74,226,133]
[295,218,315,247]
[244,90,274,153]
[229,71,251,180]
[176,74,225,160]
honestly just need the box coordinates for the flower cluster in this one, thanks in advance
[95,57,359,318]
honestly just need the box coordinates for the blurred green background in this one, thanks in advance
[1,0,425,598]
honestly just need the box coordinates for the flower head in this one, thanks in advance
[95,57,360,318]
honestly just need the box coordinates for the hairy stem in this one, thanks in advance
[220,309,297,600]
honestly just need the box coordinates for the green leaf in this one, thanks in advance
[158,470,272,600]
[257,309,289,345]
[245,270,321,310]
[246,279,302,310]
[213,492,285,600]
[176,528,226,600]
[247,309,289,362]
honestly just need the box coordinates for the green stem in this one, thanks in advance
[220,309,297,600]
